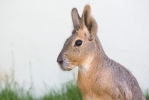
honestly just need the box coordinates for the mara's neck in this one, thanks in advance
[78,36,109,74]
[94,36,108,63]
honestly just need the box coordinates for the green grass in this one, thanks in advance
[41,81,82,100]
[145,90,149,100]
[0,80,82,100]
[0,80,148,100]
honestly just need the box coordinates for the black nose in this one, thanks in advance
[57,59,63,65]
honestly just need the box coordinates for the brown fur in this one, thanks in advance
[57,5,146,100]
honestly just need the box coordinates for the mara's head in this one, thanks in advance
[57,5,98,71]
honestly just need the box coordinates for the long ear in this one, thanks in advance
[71,8,80,30]
[81,5,98,38]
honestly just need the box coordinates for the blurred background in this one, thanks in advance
[0,0,149,97]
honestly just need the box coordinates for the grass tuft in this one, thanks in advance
[0,81,34,100]
[145,90,149,100]
[41,81,82,100]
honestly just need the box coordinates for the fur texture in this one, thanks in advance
[57,5,145,100]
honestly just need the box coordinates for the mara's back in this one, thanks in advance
[105,58,145,100]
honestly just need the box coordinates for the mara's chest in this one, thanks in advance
[77,68,118,100]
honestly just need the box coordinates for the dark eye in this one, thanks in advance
[75,40,82,46]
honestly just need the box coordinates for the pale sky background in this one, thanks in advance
[0,0,149,97]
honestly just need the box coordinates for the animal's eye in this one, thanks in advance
[75,40,82,46]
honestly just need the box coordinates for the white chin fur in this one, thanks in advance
[59,60,76,71]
